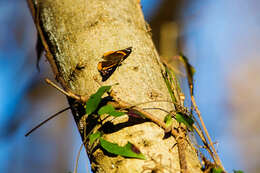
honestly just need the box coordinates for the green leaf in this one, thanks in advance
[108,111,125,117]
[85,86,111,115]
[164,114,173,127]
[163,67,176,102]
[100,138,146,160]
[212,168,224,173]
[233,170,244,173]
[98,104,125,117]
[89,131,102,145]
[98,104,115,115]
[175,113,194,131]
[96,86,112,96]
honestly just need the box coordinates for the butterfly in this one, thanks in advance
[97,47,132,81]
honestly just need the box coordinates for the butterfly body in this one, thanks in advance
[98,47,132,81]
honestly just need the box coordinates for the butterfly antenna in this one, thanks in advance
[25,106,70,137]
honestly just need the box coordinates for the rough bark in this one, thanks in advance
[27,0,202,172]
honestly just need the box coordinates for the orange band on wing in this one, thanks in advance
[97,62,103,71]
[102,64,117,70]
[98,61,118,71]
[115,51,127,56]
[103,51,115,57]
[98,47,132,82]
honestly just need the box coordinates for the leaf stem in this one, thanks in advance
[191,95,224,170]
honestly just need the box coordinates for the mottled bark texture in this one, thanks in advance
[27,0,201,172]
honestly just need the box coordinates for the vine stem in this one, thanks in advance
[191,95,224,170]
[25,107,70,136]
[109,91,171,132]
[192,125,217,164]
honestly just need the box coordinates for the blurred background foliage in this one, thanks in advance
[0,0,259,172]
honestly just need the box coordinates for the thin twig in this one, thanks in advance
[73,128,95,173]
[193,125,217,164]
[109,91,171,132]
[142,107,170,114]
[73,142,84,173]
[45,78,72,96]
[187,109,211,160]
[25,107,70,137]
[45,78,88,103]
[127,104,171,132]
[191,96,224,170]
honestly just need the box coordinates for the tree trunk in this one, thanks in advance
[27,0,202,172]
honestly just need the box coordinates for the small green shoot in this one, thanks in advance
[89,131,102,145]
[233,170,244,173]
[98,104,125,117]
[164,114,173,127]
[212,167,225,173]
[85,86,111,115]
[169,68,182,95]
[163,69,176,103]
[175,113,194,131]
[100,138,146,160]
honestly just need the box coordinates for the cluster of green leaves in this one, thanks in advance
[85,86,146,160]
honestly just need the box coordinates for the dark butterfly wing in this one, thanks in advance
[102,47,132,62]
[98,47,132,81]
[98,61,118,81]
